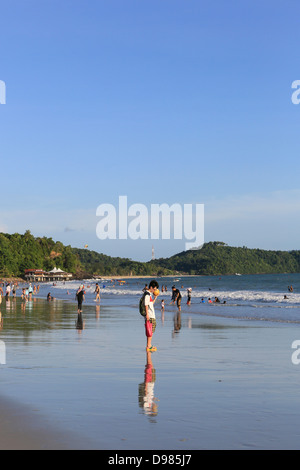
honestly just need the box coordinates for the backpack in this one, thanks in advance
[139,291,150,316]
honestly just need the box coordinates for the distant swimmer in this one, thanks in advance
[288,286,294,292]
[47,292,54,301]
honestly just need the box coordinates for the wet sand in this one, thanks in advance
[1,295,300,450]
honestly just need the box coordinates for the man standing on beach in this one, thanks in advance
[171,286,182,311]
[144,280,159,352]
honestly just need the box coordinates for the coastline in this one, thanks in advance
[0,271,297,285]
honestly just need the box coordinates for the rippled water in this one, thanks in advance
[37,272,300,323]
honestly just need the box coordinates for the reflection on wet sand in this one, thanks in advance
[172,311,181,337]
[75,312,85,331]
[138,351,159,421]
[95,304,100,321]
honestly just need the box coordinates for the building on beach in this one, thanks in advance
[24,269,45,282]
[24,267,72,282]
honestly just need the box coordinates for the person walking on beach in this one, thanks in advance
[94,283,101,302]
[76,285,85,313]
[144,280,159,352]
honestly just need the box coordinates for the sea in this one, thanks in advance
[1,273,300,450]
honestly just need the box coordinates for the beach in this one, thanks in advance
[0,395,85,450]
[1,275,300,450]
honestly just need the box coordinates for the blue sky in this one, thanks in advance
[0,0,300,261]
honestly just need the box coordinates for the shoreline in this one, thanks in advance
[1,271,298,286]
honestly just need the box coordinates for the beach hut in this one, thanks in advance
[44,267,73,282]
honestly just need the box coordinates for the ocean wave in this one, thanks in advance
[42,280,300,306]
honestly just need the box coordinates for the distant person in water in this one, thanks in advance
[76,312,85,330]
[288,286,293,292]
[94,283,101,302]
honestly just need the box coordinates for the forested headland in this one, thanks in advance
[0,232,299,279]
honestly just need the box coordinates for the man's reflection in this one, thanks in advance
[172,311,181,337]
[138,350,158,420]
[75,312,85,331]
[95,304,100,320]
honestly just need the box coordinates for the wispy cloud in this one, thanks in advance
[205,189,300,223]
[0,208,96,236]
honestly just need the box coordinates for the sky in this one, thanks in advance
[0,0,300,261]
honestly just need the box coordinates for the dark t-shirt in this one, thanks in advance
[173,289,181,299]
[77,290,85,303]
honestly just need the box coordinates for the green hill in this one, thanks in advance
[151,241,300,275]
[0,230,79,278]
[0,231,172,278]
[0,232,299,278]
